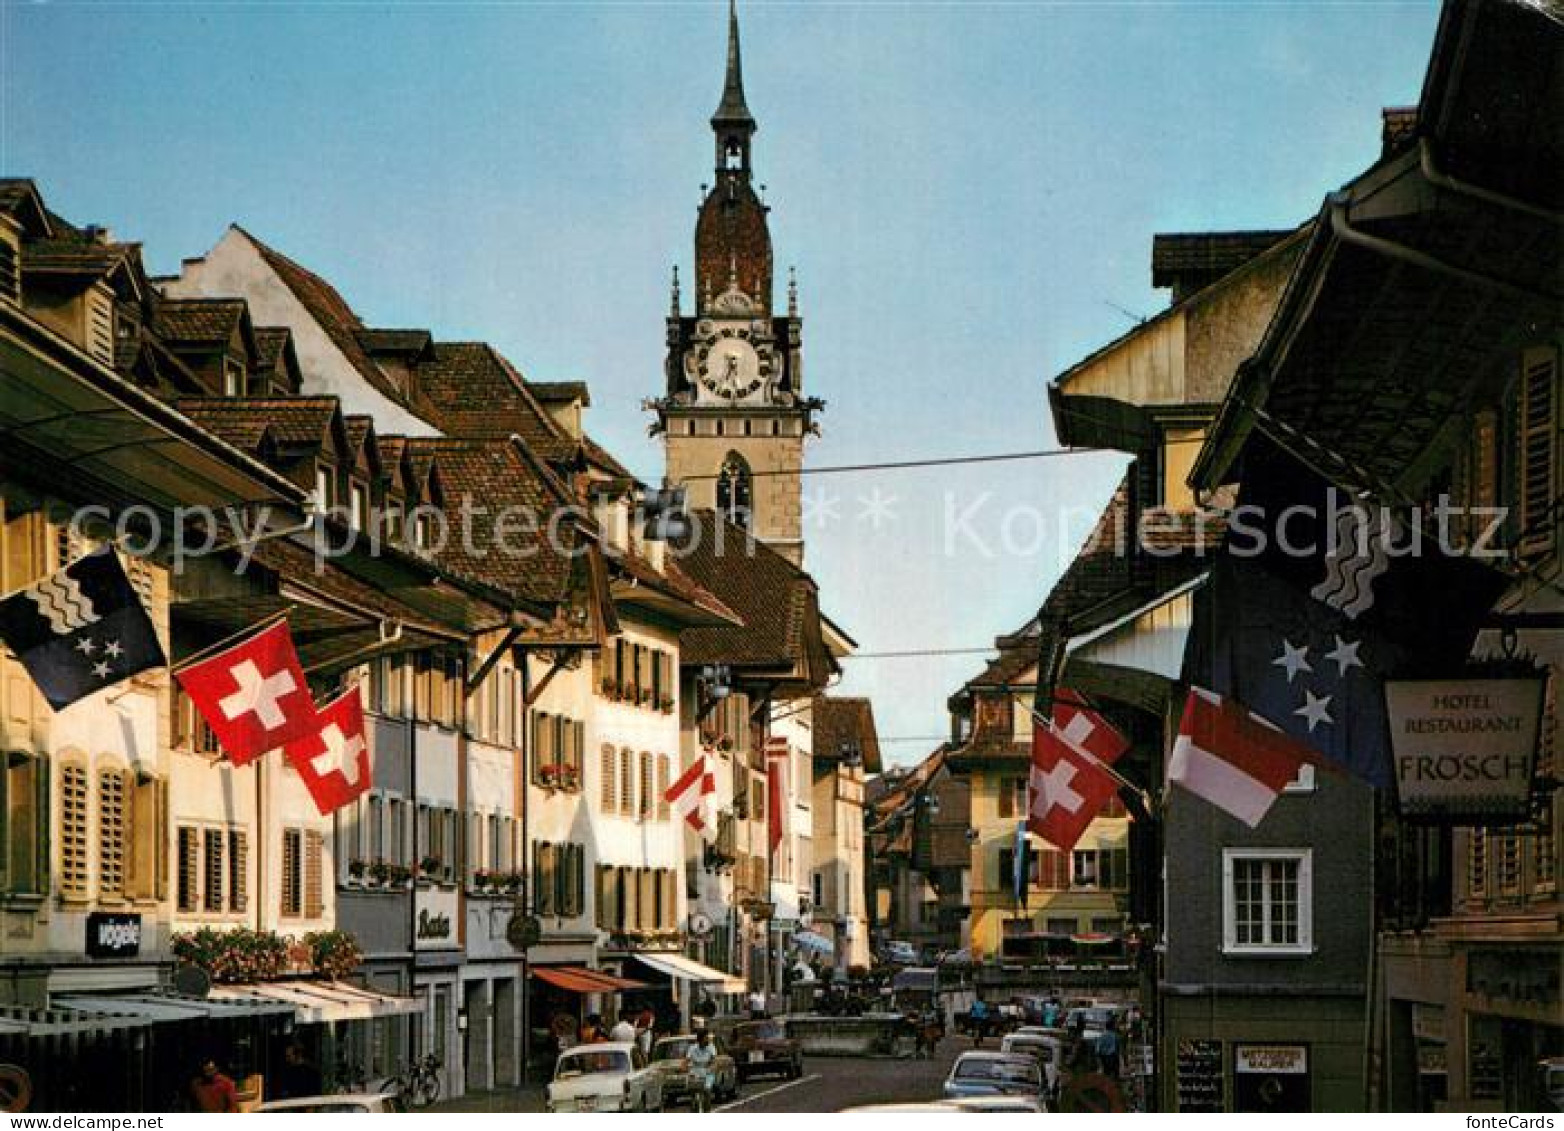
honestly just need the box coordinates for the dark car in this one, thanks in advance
[730,1019,803,1082]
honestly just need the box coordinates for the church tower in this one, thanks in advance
[650,0,818,566]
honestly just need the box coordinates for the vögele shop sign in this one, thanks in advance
[1386,679,1544,821]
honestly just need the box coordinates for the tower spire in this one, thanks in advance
[711,0,757,175]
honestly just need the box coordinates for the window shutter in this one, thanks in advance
[534,842,553,915]
[177,826,199,912]
[229,829,248,913]
[203,828,224,912]
[620,749,635,816]
[639,753,654,818]
[572,722,585,775]
[656,755,671,820]
[59,761,89,901]
[1518,346,1559,559]
[304,830,325,918]
[600,745,617,810]
[97,767,127,900]
[281,829,301,917]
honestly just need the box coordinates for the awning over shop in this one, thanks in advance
[532,965,648,995]
[632,953,747,995]
[0,1004,144,1037]
[790,929,835,956]
[205,981,419,1023]
[54,992,292,1023]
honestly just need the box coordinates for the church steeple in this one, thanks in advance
[711,0,757,176]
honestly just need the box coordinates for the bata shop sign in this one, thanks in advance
[1387,679,1544,822]
[415,888,458,950]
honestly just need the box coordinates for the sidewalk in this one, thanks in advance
[427,1083,547,1113]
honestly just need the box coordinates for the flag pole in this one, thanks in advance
[1015,696,1153,807]
[170,605,296,674]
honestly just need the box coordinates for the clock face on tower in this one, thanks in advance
[689,321,773,402]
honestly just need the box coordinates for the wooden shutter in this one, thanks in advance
[534,842,554,915]
[656,755,671,820]
[640,753,654,818]
[177,826,199,912]
[281,829,301,917]
[1518,346,1559,559]
[229,829,248,913]
[620,749,635,816]
[304,830,325,918]
[97,767,127,900]
[59,761,89,901]
[572,721,585,776]
[203,828,224,912]
[600,745,617,810]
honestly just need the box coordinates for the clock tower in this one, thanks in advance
[649,0,818,566]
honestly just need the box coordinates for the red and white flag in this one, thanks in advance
[284,684,372,816]
[766,736,789,856]
[665,751,717,840]
[1168,686,1319,828]
[1028,694,1129,853]
[176,618,316,764]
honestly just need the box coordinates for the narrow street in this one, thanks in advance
[717,1041,964,1113]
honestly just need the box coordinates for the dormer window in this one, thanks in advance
[223,359,245,397]
[349,481,369,532]
[313,465,334,516]
[415,512,432,550]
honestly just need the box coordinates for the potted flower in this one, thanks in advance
[716,735,735,753]
[504,871,526,895]
[559,765,580,791]
[420,855,444,882]
[305,929,364,980]
[347,859,367,884]
[657,695,675,713]
[539,763,562,789]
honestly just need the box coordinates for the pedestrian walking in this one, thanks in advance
[1096,1018,1122,1078]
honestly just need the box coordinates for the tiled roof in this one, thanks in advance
[813,696,883,774]
[238,227,437,423]
[529,380,591,406]
[582,433,633,479]
[1151,230,1295,291]
[153,297,246,345]
[403,437,575,605]
[609,547,739,624]
[356,328,433,356]
[175,396,339,452]
[414,343,574,461]
[671,511,826,674]
[253,327,293,370]
[23,238,132,276]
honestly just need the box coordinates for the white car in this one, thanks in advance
[546,1041,664,1113]
[256,1092,406,1113]
[1001,1031,1065,1095]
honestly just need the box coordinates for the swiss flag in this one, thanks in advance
[175,619,316,764]
[284,684,372,816]
[1168,687,1321,828]
[665,751,717,841]
[1028,693,1129,853]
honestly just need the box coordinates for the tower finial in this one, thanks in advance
[788,266,798,317]
[670,265,681,316]
[711,0,757,174]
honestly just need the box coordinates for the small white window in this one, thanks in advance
[313,467,332,516]
[350,482,369,531]
[1222,848,1312,955]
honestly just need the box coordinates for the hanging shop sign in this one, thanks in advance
[1385,679,1544,822]
[86,912,142,959]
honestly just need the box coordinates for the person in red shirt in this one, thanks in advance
[189,1060,238,1113]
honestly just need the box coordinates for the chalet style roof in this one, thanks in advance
[414,342,575,462]
[813,696,884,774]
[671,511,836,689]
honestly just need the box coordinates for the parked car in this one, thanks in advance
[880,940,919,966]
[256,1092,406,1113]
[839,1097,1044,1113]
[545,1042,663,1113]
[730,1019,804,1082]
[942,1051,1044,1100]
[1000,1031,1066,1096]
[647,1034,739,1106]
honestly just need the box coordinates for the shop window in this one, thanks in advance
[1222,849,1312,955]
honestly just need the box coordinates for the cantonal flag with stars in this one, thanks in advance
[284,683,372,816]
[1028,692,1129,853]
[175,618,317,765]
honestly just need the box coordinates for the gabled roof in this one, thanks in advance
[414,342,574,462]
[812,696,883,774]
[671,510,836,690]
[0,179,52,237]
[234,226,437,422]
[153,297,249,347]
[403,437,577,606]
[356,327,435,359]
[529,380,591,406]
[175,396,341,453]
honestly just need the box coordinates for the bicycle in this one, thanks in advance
[387,1054,443,1108]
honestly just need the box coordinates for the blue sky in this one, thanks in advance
[2,0,1441,763]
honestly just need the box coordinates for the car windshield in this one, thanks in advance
[1003,1039,1054,1062]
[954,1059,1039,1086]
[652,1039,694,1062]
[739,1022,785,1041]
[557,1050,630,1078]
